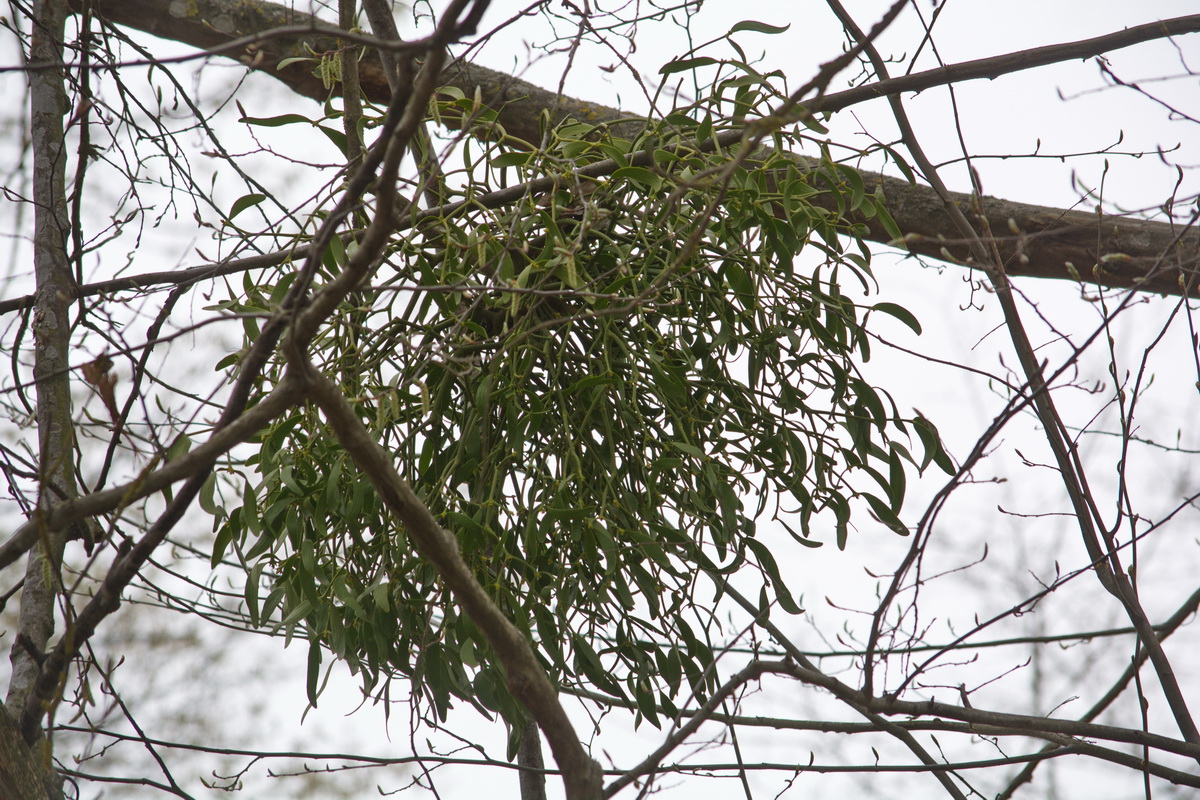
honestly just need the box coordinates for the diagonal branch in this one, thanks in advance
[298,362,603,800]
[718,585,969,800]
[828,0,1200,751]
[997,584,1200,799]
[605,660,772,797]
[267,3,601,791]
[16,377,301,741]
[812,15,1200,114]
[68,0,1200,296]
[721,588,1200,762]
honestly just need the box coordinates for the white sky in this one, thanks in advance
[3,1,1200,798]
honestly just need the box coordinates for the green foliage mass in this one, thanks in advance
[207,52,952,745]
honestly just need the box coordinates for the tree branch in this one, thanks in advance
[16,376,301,741]
[298,359,603,800]
[997,584,1200,799]
[8,7,79,793]
[732,605,1200,765]
[827,0,1199,750]
[70,0,1200,296]
[266,3,600,789]
[715,586,969,800]
[605,661,772,797]
[0,703,56,800]
[0,382,297,572]
[0,248,296,316]
[813,15,1200,114]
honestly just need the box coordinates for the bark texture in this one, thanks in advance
[0,704,56,800]
[518,719,548,800]
[10,0,75,720]
[73,0,1200,296]
[4,0,76,796]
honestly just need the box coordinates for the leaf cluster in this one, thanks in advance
[209,61,952,738]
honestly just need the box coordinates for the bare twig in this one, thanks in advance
[65,0,1200,296]
[825,0,1200,752]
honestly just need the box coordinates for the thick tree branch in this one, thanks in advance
[70,0,1200,296]
[266,4,601,790]
[0,703,56,800]
[828,0,1199,750]
[298,361,603,800]
[517,719,548,800]
[7,4,76,793]
[813,15,1200,114]
[15,376,301,741]
[10,0,471,743]
[0,382,296,572]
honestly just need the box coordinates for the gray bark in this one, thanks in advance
[68,0,1200,296]
[3,0,77,796]
[518,719,548,800]
[0,703,58,800]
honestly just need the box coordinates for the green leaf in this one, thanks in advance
[864,493,909,535]
[318,125,347,155]
[214,351,241,371]
[887,447,907,510]
[671,441,704,457]
[277,56,315,71]
[871,302,921,335]
[166,434,192,461]
[830,494,851,550]
[744,538,804,614]
[260,588,285,625]
[659,56,719,75]
[573,636,621,695]
[723,260,755,300]
[228,193,266,220]
[835,164,866,212]
[246,563,262,626]
[211,523,233,568]
[729,20,791,35]
[306,639,322,706]
[797,107,829,135]
[239,112,313,127]
[873,195,905,244]
[199,472,219,516]
[372,580,391,613]
[474,373,494,409]
[915,414,956,474]
[635,681,661,729]
[490,151,534,169]
[781,520,823,549]
[879,143,918,184]
[612,166,663,191]
[597,142,630,164]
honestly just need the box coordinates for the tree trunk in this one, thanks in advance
[0,704,58,800]
[6,1,78,794]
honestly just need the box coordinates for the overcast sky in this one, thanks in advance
[3,2,1199,798]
